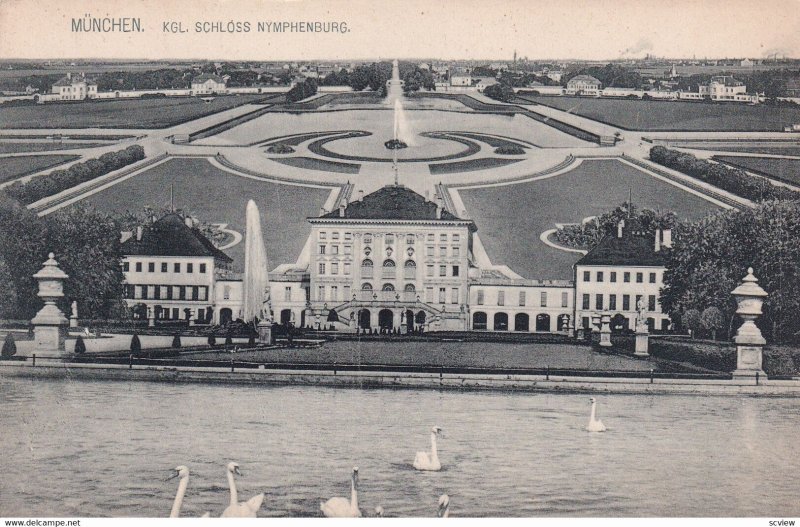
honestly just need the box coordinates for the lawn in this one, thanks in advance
[713,156,800,185]
[271,156,361,174]
[0,94,277,129]
[184,339,656,371]
[429,157,522,174]
[0,154,79,183]
[75,157,336,271]
[0,142,108,153]
[678,145,800,156]
[523,95,800,132]
[455,159,720,280]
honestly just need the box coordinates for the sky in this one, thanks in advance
[0,0,799,61]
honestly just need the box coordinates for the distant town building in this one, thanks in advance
[120,214,233,324]
[450,75,473,87]
[191,73,228,94]
[740,58,754,67]
[50,73,97,100]
[566,74,601,95]
[574,219,672,333]
[475,77,499,91]
[699,76,755,102]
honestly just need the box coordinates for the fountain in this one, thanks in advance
[242,200,274,344]
[384,59,412,151]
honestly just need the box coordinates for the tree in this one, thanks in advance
[74,335,86,354]
[682,309,703,338]
[662,200,800,344]
[701,306,725,341]
[172,333,182,349]
[130,333,142,354]
[1,333,16,357]
[483,83,515,102]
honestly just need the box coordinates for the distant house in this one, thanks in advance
[191,73,228,94]
[475,77,499,91]
[450,75,472,87]
[50,73,97,100]
[566,74,601,95]
[699,76,756,102]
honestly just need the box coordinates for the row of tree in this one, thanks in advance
[0,193,126,321]
[321,62,391,94]
[649,146,799,203]
[285,77,319,103]
[662,200,800,344]
[4,145,145,205]
[561,64,644,89]
[552,202,678,251]
[482,83,515,102]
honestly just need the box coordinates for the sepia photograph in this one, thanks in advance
[0,0,799,523]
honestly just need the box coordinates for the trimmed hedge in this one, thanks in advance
[3,144,145,205]
[649,145,799,202]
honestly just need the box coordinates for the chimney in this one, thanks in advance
[435,196,443,219]
[358,189,364,201]
[136,226,143,241]
[320,207,326,216]
[339,203,345,217]
[662,229,672,248]
[185,217,193,228]
[617,220,624,238]
[654,228,661,252]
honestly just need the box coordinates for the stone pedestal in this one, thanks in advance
[731,268,768,379]
[69,315,78,328]
[31,253,69,356]
[599,313,612,347]
[634,331,650,357]
[257,321,274,346]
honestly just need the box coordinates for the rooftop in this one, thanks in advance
[316,185,476,229]
[575,219,667,267]
[120,213,233,262]
[192,73,227,84]
[568,74,601,84]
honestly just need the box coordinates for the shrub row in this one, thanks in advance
[649,145,799,202]
[649,338,800,377]
[4,144,145,204]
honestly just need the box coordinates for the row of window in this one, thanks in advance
[125,284,209,301]
[316,283,461,304]
[124,261,207,274]
[319,231,461,245]
[319,260,461,278]
[475,290,569,308]
[581,270,657,284]
[580,293,657,312]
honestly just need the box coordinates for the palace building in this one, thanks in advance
[305,185,476,331]
[122,185,673,334]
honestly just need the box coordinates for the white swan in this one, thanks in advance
[320,467,362,517]
[221,462,265,517]
[437,494,450,518]
[167,465,190,518]
[375,505,385,517]
[586,397,607,432]
[413,426,443,471]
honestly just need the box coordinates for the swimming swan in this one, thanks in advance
[413,426,443,471]
[167,465,190,518]
[437,494,450,518]
[221,462,265,517]
[586,397,607,432]
[320,467,362,517]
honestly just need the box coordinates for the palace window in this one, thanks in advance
[497,291,505,306]
[477,290,485,305]
[199,263,206,274]
[161,262,168,273]
[596,294,603,310]
[406,234,415,245]
[582,294,590,310]
[623,294,630,311]
[636,272,644,283]
[648,295,657,311]
[174,262,180,273]
[583,271,590,282]
[649,272,657,284]
[284,286,291,301]
[344,262,351,275]
[609,294,617,310]
[562,291,569,307]
[319,245,326,255]
[148,262,155,272]
[187,263,193,273]
[610,272,617,283]
[540,291,548,307]
[452,265,459,277]
[597,272,604,282]
[135,262,142,272]
[624,272,631,283]
[519,291,526,306]
[319,263,326,275]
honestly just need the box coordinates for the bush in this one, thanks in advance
[1,333,17,357]
[207,333,216,347]
[171,333,182,349]
[650,339,735,372]
[4,145,146,205]
[74,335,86,354]
[494,146,526,155]
[266,143,295,154]
[248,334,256,347]
[649,145,800,203]
[130,333,142,355]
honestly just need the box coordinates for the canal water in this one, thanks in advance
[1,377,798,517]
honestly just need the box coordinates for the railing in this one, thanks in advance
[2,353,736,381]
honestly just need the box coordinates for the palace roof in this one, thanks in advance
[317,185,475,229]
[192,73,227,84]
[121,213,233,262]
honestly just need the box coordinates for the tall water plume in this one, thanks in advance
[242,200,271,323]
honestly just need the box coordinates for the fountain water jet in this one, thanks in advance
[242,200,273,343]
